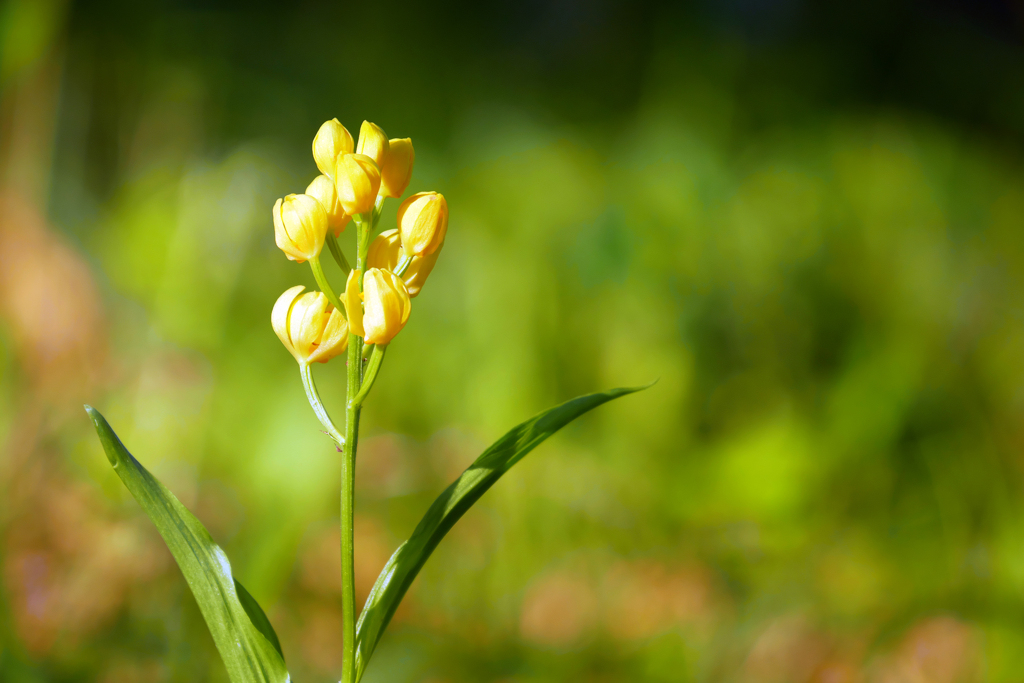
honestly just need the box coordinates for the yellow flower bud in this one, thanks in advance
[362,268,411,345]
[273,193,328,262]
[312,118,354,178]
[397,191,447,257]
[305,174,351,237]
[335,153,381,215]
[272,285,348,365]
[379,138,414,198]
[356,121,389,169]
[344,269,364,338]
[367,229,440,298]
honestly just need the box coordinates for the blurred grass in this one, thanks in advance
[3,0,1024,681]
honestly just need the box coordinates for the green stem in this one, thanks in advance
[356,213,373,281]
[309,254,346,319]
[326,233,352,275]
[372,195,385,229]
[351,345,386,408]
[299,363,344,447]
[394,254,413,277]
[340,215,372,683]
[340,331,359,683]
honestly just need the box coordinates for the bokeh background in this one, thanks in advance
[2,0,1024,681]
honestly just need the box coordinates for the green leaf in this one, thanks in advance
[86,406,289,683]
[234,578,284,662]
[353,384,651,681]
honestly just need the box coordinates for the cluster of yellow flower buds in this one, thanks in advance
[272,118,448,365]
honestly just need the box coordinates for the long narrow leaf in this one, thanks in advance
[86,406,290,683]
[353,384,650,680]
[235,578,285,662]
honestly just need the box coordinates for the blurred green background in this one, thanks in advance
[2,0,1024,681]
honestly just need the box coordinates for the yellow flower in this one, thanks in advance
[273,193,328,262]
[305,174,351,237]
[379,138,414,198]
[355,121,389,169]
[272,285,348,365]
[344,269,364,338]
[362,268,411,345]
[397,191,447,257]
[312,118,354,178]
[367,229,440,298]
[335,153,381,215]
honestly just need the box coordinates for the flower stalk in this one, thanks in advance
[309,254,346,317]
[326,233,352,274]
[394,254,412,277]
[270,117,444,683]
[351,345,386,408]
[299,363,344,448]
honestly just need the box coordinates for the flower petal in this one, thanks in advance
[272,285,306,363]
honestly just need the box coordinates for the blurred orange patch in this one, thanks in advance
[602,559,722,641]
[0,191,105,404]
[870,616,980,683]
[519,568,599,647]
